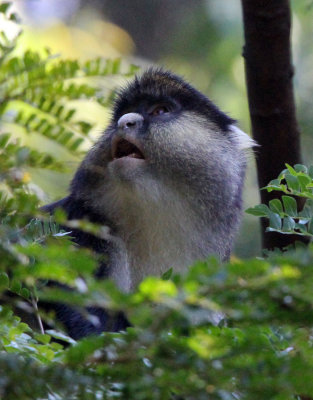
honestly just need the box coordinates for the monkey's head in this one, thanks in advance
[71,69,254,275]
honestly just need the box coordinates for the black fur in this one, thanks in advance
[41,198,129,339]
[114,68,235,132]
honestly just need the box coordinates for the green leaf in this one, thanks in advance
[245,204,271,217]
[9,12,20,22]
[268,211,282,230]
[0,3,11,14]
[69,138,84,151]
[10,280,22,294]
[46,330,76,345]
[285,163,298,176]
[298,201,313,220]
[112,58,121,74]
[162,268,173,280]
[64,109,76,122]
[298,175,312,192]
[269,199,283,215]
[282,217,296,232]
[0,272,9,288]
[265,179,287,193]
[20,288,30,299]
[126,64,141,76]
[294,164,308,173]
[285,174,300,192]
[34,333,51,345]
[266,179,281,188]
[282,196,298,216]
[0,133,10,148]
[76,121,93,135]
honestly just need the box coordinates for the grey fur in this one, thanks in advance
[63,70,255,291]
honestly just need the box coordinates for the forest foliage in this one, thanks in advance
[1,3,313,399]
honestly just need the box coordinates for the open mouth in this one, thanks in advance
[111,137,145,160]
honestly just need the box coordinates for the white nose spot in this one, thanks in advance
[117,113,144,130]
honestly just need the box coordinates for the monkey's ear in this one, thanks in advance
[228,124,258,150]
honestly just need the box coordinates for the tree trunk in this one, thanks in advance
[241,0,306,250]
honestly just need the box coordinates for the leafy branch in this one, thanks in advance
[246,164,313,238]
[0,5,138,155]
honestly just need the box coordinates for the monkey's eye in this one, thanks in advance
[149,105,170,116]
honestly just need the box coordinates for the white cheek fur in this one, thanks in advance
[228,124,257,150]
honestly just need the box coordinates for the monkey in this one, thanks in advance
[42,68,255,338]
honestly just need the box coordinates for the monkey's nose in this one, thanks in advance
[117,113,144,130]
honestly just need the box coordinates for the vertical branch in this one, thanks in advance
[241,0,305,249]
[31,294,45,335]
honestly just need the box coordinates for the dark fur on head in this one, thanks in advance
[114,69,235,131]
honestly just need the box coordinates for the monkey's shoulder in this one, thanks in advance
[42,196,113,275]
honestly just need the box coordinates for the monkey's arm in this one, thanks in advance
[40,197,129,339]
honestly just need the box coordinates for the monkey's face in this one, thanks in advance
[74,69,254,217]
[106,97,188,183]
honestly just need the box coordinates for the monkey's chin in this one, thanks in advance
[108,157,146,181]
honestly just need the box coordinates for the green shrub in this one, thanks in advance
[247,164,313,238]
